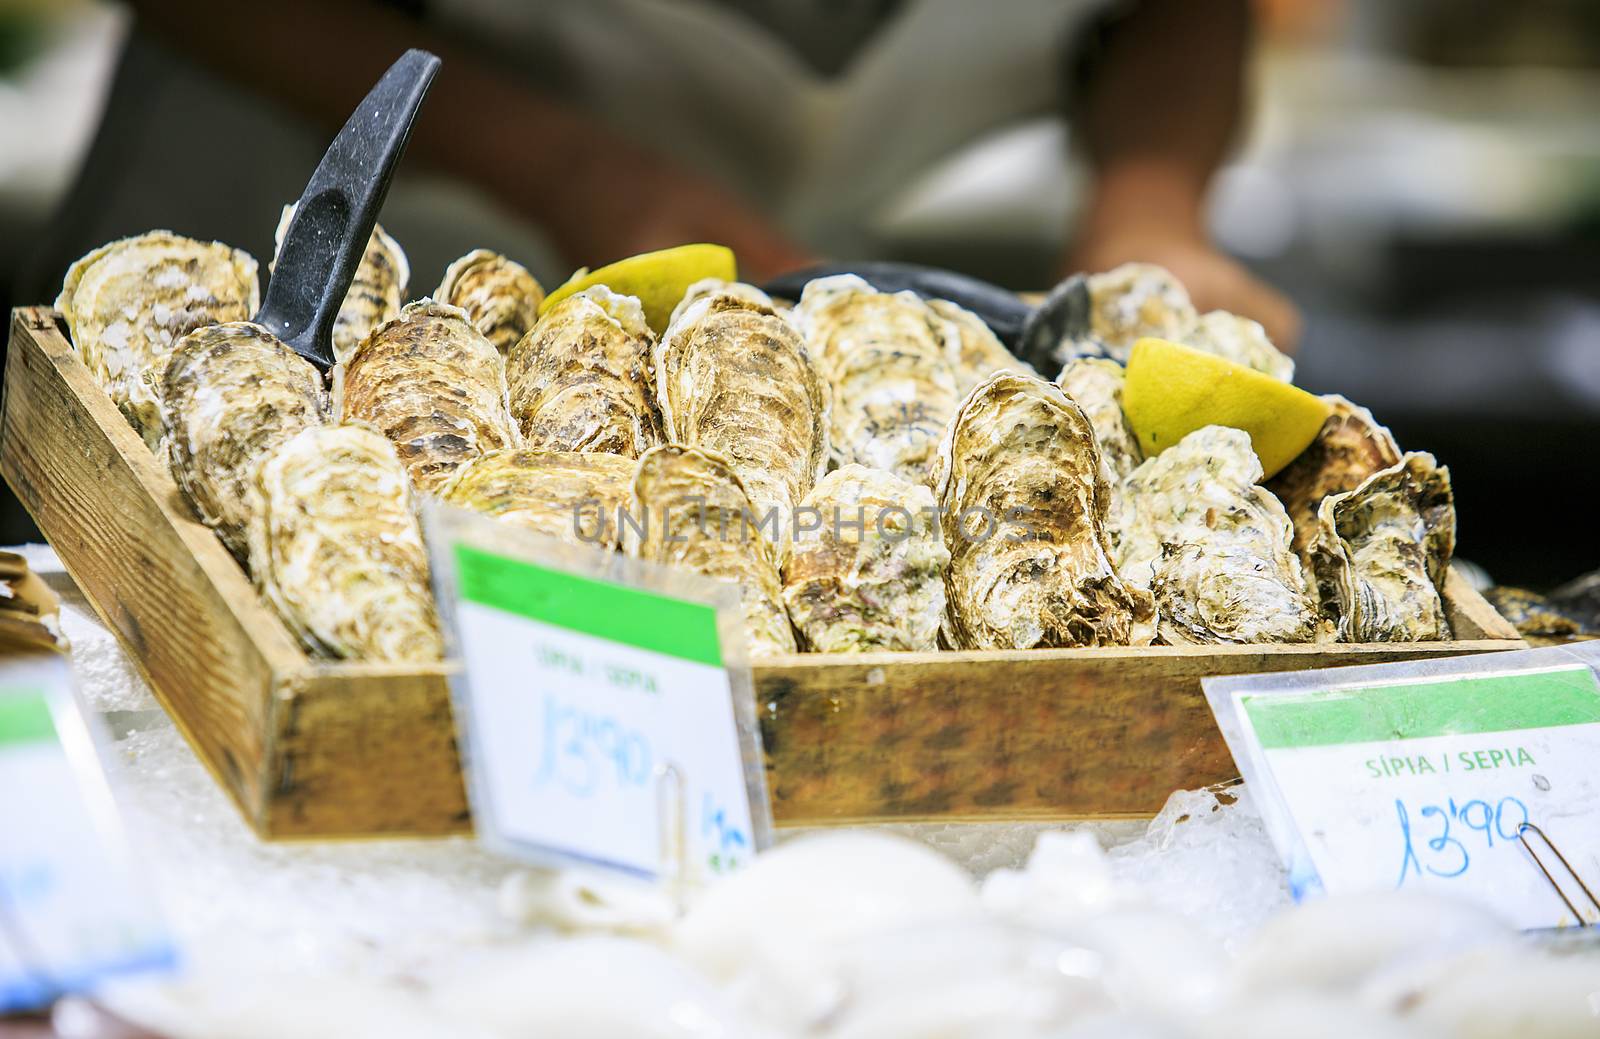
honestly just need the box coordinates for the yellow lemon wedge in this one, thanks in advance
[537,244,738,335]
[1122,337,1331,479]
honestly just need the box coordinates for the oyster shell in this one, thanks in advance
[246,424,442,662]
[779,464,949,652]
[1267,395,1402,558]
[931,372,1155,649]
[1482,587,1586,639]
[434,248,545,353]
[668,277,779,328]
[1309,452,1455,642]
[337,300,516,493]
[439,448,634,551]
[1078,262,1197,364]
[161,321,327,561]
[57,231,260,448]
[926,298,1035,396]
[273,204,408,365]
[1116,425,1319,644]
[793,275,960,484]
[1185,310,1294,382]
[1055,357,1141,483]
[625,445,796,655]
[656,288,828,538]
[507,286,662,458]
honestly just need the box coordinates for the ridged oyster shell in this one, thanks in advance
[1309,452,1455,642]
[669,277,780,328]
[1076,262,1197,364]
[1185,310,1294,381]
[932,372,1155,649]
[1267,395,1402,558]
[246,424,442,662]
[624,445,796,655]
[439,448,634,551]
[161,321,327,561]
[337,300,516,493]
[507,286,662,457]
[779,464,949,652]
[1056,357,1141,483]
[793,275,960,484]
[656,286,828,538]
[927,298,1035,396]
[1116,425,1319,644]
[273,204,408,365]
[57,231,260,448]
[434,248,545,353]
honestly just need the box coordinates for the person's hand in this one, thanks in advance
[1063,229,1302,352]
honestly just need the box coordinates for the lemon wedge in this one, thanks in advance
[537,244,737,335]
[1122,337,1331,479]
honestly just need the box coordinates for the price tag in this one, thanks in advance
[0,652,177,1012]
[1206,647,1600,930]
[425,502,774,885]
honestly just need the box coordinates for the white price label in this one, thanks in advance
[427,505,773,884]
[1207,654,1600,930]
[0,653,176,1012]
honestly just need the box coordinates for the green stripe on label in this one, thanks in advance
[1243,666,1600,749]
[454,544,724,667]
[0,689,55,747]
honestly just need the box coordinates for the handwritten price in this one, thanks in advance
[534,696,652,797]
[1394,795,1529,886]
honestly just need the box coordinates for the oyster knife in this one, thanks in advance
[254,49,440,371]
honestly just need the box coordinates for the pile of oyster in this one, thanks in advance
[56,229,1458,662]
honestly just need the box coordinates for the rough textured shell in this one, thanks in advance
[656,289,828,538]
[926,298,1035,396]
[1309,452,1455,642]
[246,424,442,662]
[337,300,516,493]
[1185,310,1293,381]
[57,231,259,449]
[1084,263,1197,363]
[793,275,959,484]
[625,445,796,655]
[435,248,545,353]
[931,372,1155,649]
[273,205,408,365]
[668,277,777,328]
[1482,587,1585,638]
[1116,425,1319,644]
[507,286,661,458]
[439,449,634,551]
[161,321,327,561]
[779,465,949,652]
[1267,395,1402,558]
[1056,357,1142,484]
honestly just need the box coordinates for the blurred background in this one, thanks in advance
[2,0,1597,588]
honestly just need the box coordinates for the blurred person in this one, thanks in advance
[63,0,1300,348]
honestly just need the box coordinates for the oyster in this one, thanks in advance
[1055,357,1141,483]
[779,465,949,652]
[434,248,545,353]
[161,322,327,561]
[273,204,408,365]
[1185,310,1293,382]
[439,448,634,551]
[792,275,960,484]
[57,231,259,448]
[932,372,1154,649]
[668,277,780,328]
[1309,453,1455,643]
[246,424,442,662]
[656,287,828,538]
[625,445,796,655]
[1482,587,1586,639]
[1267,395,1402,557]
[926,298,1035,396]
[1116,425,1319,644]
[337,300,516,493]
[507,286,661,457]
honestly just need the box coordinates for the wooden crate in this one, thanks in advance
[2,307,1524,837]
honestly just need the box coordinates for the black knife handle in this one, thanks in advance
[255,49,440,370]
